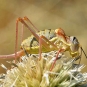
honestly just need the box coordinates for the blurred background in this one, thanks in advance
[0,0,87,73]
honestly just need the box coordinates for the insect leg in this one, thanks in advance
[40,35,58,50]
[0,18,25,60]
[21,23,24,43]
[50,49,65,71]
[0,17,41,60]
[74,46,87,63]
[0,19,24,61]
[23,16,39,32]
[15,20,19,62]
[15,19,25,62]
[76,46,87,66]
[17,18,51,49]
[80,46,87,58]
[38,35,57,60]
[17,17,51,61]
[39,36,42,60]
[0,50,24,59]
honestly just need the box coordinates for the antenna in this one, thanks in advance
[80,47,87,58]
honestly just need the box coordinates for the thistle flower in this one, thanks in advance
[0,51,87,87]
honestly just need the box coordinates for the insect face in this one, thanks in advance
[69,36,79,52]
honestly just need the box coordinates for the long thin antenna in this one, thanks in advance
[80,47,87,58]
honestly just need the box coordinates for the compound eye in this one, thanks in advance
[73,37,76,41]
[70,36,79,44]
[73,36,79,44]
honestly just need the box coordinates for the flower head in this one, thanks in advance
[0,51,87,87]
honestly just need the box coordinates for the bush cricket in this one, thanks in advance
[0,17,87,71]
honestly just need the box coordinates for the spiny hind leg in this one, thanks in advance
[15,17,34,61]
[17,18,54,57]
[23,16,39,32]
[0,17,38,61]
[39,36,42,60]
[16,17,43,62]
[15,18,27,62]
[16,17,36,61]
[17,17,54,49]
[17,17,58,60]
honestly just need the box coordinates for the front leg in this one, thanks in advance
[50,49,65,71]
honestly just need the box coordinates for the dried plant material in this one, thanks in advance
[0,51,87,87]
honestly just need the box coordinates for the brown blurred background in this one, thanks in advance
[0,0,87,73]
